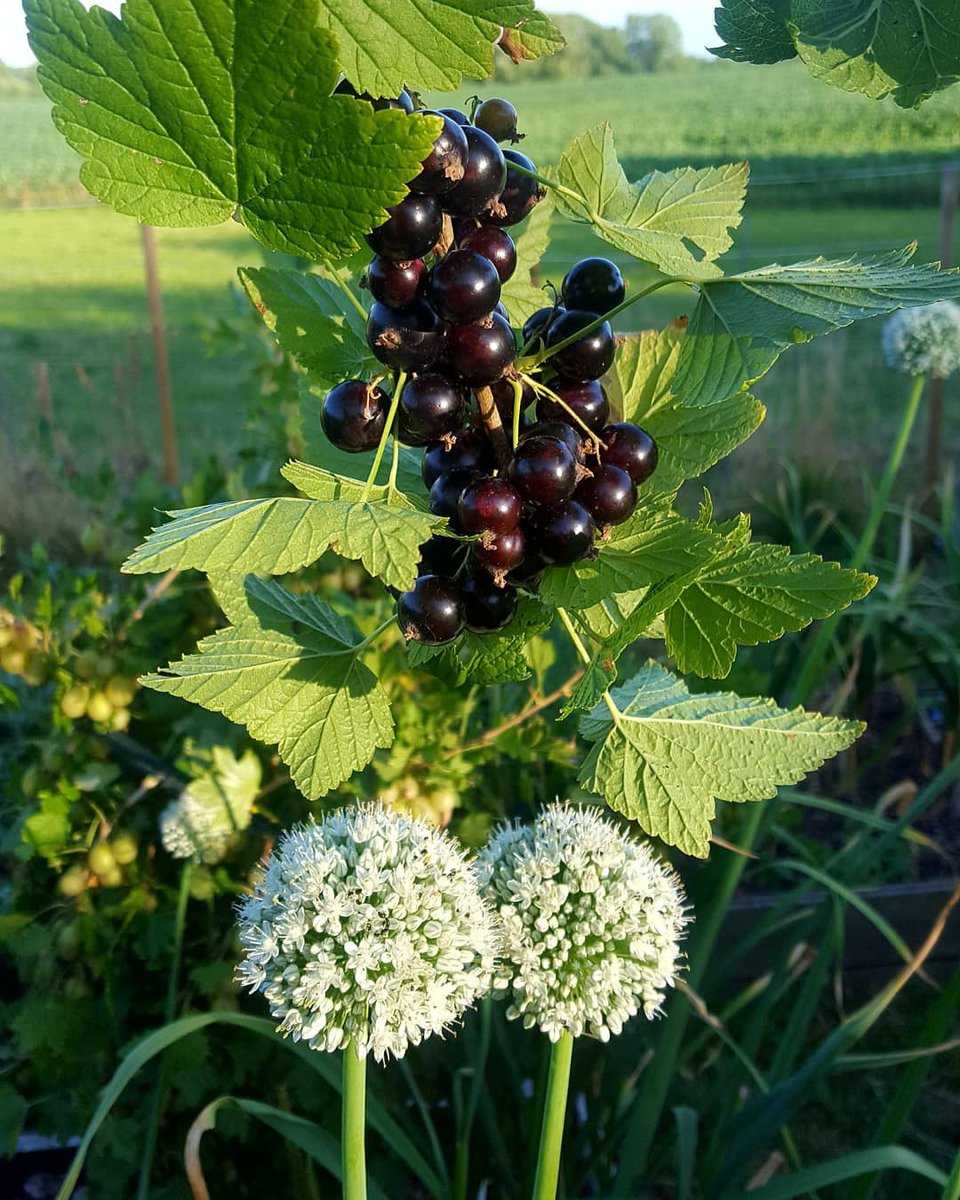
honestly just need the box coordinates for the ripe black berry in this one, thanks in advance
[461,224,517,283]
[364,256,426,308]
[366,192,442,261]
[419,535,468,579]
[474,526,525,583]
[446,312,516,385]
[473,97,522,144]
[320,380,389,452]
[521,306,557,351]
[509,549,547,590]
[545,309,615,382]
[574,463,637,527]
[536,379,609,433]
[533,500,596,565]
[422,430,495,489]
[366,300,445,372]
[397,576,464,645]
[601,422,659,485]
[488,150,544,227]
[411,111,469,194]
[508,435,578,505]
[442,126,507,218]
[522,420,585,462]
[462,572,518,632]
[429,470,478,531]
[397,374,465,446]
[334,81,414,113]
[430,249,502,325]
[458,477,522,535]
[561,257,626,315]
[438,107,470,125]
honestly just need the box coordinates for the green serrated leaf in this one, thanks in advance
[407,596,552,686]
[711,0,796,64]
[560,656,615,719]
[794,0,960,109]
[554,123,747,280]
[499,11,567,63]
[143,577,393,799]
[321,0,544,96]
[26,0,439,259]
[579,662,864,856]
[501,191,554,325]
[664,526,876,678]
[674,248,960,408]
[239,267,373,383]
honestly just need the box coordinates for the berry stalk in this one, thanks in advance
[362,372,406,498]
[475,384,512,469]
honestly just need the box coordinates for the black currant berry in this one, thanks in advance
[458,477,522,535]
[521,420,585,462]
[574,463,637,527]
[488,150,545,227]
[521,306,558,352]
[536,379,609,433]
[545,309,615,382]
[442,126,507,218]
[438,107,471,126]
[397,575,464,645]
[397,374,465,446]
[491,375,536,424]
[601,422,659,485]
[419,535,468,579]
[446,312,516,385]
[366,192,442,261]
[411,111,470,194]
[474,526,525,584]
[366,300,446,372]
[473,97,522,144]
[462,224,517,283]
[429,470,478,531]
[422,430,495,490]
[430,249,501,325]
[462,572,518,632]
[561,257,626,315]
[533,500,596,565]
[320,380,389,453]
[508,435,578,505]
[509,548,547,590]
[364,256,426,308]
[334,81,415,113]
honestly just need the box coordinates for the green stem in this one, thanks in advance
[361,372,406,500]
[324,260,369,323]
[523,375,606,445]
[556,608,620,725]
[505,160,590,212]
[453,997,493,1200]
[511,377,524,449]
[531,1032,574,1200]
[135,861,191,1200]
[342,1044,367,1200]
[788,372,926,706]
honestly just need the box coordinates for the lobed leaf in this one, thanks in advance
[711,0,797,64]
[579,662,864,856]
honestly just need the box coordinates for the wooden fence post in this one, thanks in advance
[925,164,959,495]
[139,224,180,488]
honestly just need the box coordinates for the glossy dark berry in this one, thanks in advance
[545,309,615,382]
[364,256,426,308]
[601,422,659,485]
[521,305,558,351]
[422,430,495,489]
[536,379,609,433]
[366,300,445,372]
[461,224,517,283]
[397,374,465,445]
[561,257,626,315]
[509,549,547,590]
[508,435,578,505]
[462,572,518,632]
[473,97,522,144]
[419,535,468,579]
[574,463,637,527]
[438,107,471,126]
[334,81,414,113]
[366,192,442,261]
[474,526,525,583]
[430,249,501,325]
[458,477,522,535]
[429,470,478,531]
[442,126,507,218]
[446,312,516,385]
[320,380,389,453]
[522,420,585,462]
[411,111,470,194]
[491,375,536,424]
[397,575,463,645]
[488,150,544,227]
[533,500,596,565]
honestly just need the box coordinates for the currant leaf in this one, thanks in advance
[711,0,796,65]
[143,577,393,799]
[579,662,864,857]
[407,597,552,687]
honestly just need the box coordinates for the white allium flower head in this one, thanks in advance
[235,804,499,1062]
[883,302,960,378]
[478,803,688,1043]
[159,748,259,865]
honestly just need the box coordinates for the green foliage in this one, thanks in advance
[501,191,555,324]
[712,0,797,65]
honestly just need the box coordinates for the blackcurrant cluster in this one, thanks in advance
[319,92,659,646]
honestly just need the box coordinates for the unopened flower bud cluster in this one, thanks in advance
[883,301,960,378]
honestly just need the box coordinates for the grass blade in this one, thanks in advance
[723,1145,947,1199]
[672,1107,698,1200]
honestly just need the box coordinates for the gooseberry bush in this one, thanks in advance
[24,0,960,1196]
